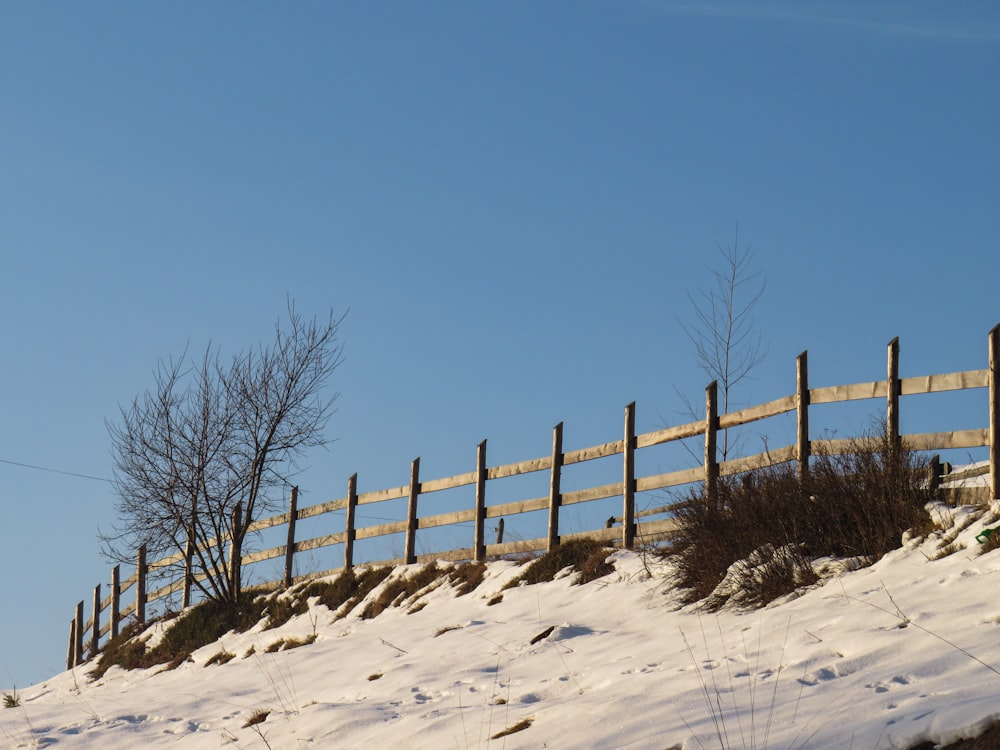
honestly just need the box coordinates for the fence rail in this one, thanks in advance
[67,326,1000,669]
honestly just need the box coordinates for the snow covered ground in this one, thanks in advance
[3,497,1000,749]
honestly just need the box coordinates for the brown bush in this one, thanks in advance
[667,422,935,608]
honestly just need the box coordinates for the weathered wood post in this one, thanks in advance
[623,402,636,549]
[67,618,76,671]
[474,440,488,562]
[547,422,564,552]
[110,564,121,640]
[90,583,101,659]
[705,382,719,509]
[887,337,901,454]
[797,351,810,484]
[182,532,194,609]
[990,324,999,501]
[183,493,197,608]
[136,544,147,625]
[74,600,84,666]
[929,455,942,494]
[405,458,420,565]
[345,473,358,570]
[283,486,299,588]
[229,501,243,600]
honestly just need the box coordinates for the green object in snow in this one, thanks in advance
[976,527,996,544]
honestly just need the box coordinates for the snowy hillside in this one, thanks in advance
[3,500,1000,749]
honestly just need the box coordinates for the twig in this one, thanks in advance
[848,583,1000,678]
[803,630,822,643]
[380,638,407,655]
[761,616,791,750]
[251,723,275,750]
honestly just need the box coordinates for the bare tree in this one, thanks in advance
[103,304,345,606]
[678,227,766,460]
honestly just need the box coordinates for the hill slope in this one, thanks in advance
[4,501,1000,749]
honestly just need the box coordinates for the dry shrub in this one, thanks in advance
[802,425,934,560]
[668,422,934,608]
[668,463,806,604]
[703,543,818,610]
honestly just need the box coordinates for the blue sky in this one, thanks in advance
[2,1,998,688]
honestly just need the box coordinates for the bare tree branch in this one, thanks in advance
[676,226,767,460]
[102,303,346,606]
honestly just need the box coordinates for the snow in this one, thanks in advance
[4,497,1000,749]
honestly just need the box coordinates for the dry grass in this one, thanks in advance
[242,709,270,728]
[448,562,486,595]
[491,717,533,739]
[979,528,1000,556]
[205,649,236,666]
[265,634,317,653]
[302,567,393,618]
[361,563,446,620]
[503,538,614,590]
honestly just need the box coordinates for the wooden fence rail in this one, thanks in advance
[67,325,1000,669]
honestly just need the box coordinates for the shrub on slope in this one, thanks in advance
[667,422,935,609]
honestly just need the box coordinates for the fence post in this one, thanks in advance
[887,337,901,453]
[405,458,420,565]
[345,473,358,569]
[797,351,810,484]
[182,533,193,609]
[474,440,487,562]
[990,324,999,501]
[229,501,243,600]
[284,486,299,588]
[547,422,563,552]
[90,583,101,659]
[67,618,76,671]
[136,544,147,625]
[705,382,719,508]
[110,564,121,640]
[623,402,636,549]
[74,600,84,666]
[929,454,942,493]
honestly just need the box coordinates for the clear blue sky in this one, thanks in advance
[2,1,998,688]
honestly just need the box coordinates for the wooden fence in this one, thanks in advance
[67,326,1000,669]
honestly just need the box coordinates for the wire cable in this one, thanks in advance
[0,457,111,483]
